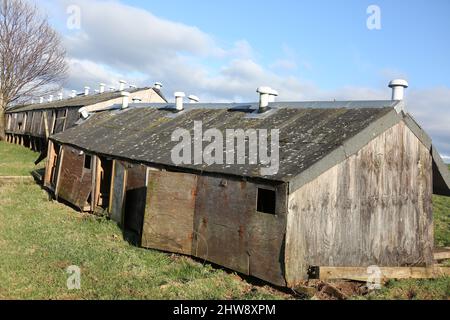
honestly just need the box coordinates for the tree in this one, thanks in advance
[0,0,67,140]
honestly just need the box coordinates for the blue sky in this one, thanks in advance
[37,0,450,160]
[122,0,450,90]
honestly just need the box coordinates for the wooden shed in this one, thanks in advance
[45,100,450,287]
[4,84,167,153]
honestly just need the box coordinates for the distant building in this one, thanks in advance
[4,82,166,153]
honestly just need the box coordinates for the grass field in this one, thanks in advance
[0,142,44,176]
[0,142,449,300]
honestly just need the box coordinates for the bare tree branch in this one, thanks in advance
[1,0,68,139]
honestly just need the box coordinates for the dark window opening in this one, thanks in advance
[257,188,276,214]
[84,154,92,170]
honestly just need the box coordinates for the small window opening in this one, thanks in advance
[84,154,92,170]
[257,188,276,214]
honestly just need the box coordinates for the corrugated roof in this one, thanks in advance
[51,101,395,182]
[5,87,152,113]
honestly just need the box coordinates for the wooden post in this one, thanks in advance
[54,147,65,200]
[44,140,56,188]
[43,111,49,139]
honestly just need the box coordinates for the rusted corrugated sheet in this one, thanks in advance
[142,171,197,255]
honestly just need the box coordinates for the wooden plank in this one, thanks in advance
[109,160,116,214]
[193,176,255,275]
[141,170,197,255]
[43,111,49,139]
[110,160,127,225]
[43,140,56,187]
[434,248,450,261]
[54,147,64,199]
[318,266,450,282]
[93,156,102,208]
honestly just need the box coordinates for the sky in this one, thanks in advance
[34,0,450,161]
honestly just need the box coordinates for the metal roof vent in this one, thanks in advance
[84,86,90,96]
[119,80,127,91]
[188,95,200,103]
[389,79,408,101]
[174,92,185,111]
[256,86,276,113]
[99,83,106,94]
[121,91,130,109]
[71,90,77,98]
[154,82,163,90]
[79,107,89,119]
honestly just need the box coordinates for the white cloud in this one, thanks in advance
[41,0,450,159]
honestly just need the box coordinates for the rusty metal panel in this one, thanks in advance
[142,170,197,255]
[123,164,147,235]
[110,160,126,224]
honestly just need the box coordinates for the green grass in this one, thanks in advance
[0,142,44,176]
[361,277,450,300]
[0,182,288,300]
[0,143,448,300]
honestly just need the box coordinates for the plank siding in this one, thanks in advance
[285,121,433,286]
[56,145,93,210]
[141,171,198,255]
[193,176,287,285]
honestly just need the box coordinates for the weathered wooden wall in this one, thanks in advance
[193,176,287,286]
[56,145,93,210]
[109,160,127,224]
[138,170,288,286]
[142,171,198,255]
[285,121,433,286]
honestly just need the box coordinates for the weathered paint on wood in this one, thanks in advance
[141,170,198,255]
[285,121,434,286]
[109,160,126,225]
[43,140,57,188]
[56,145,93,210]
[193,176,287,285]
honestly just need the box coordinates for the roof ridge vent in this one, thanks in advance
[389,79,408,101]
[121,91,130,109]
[257,86,278,113]
[174,92,185,111]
